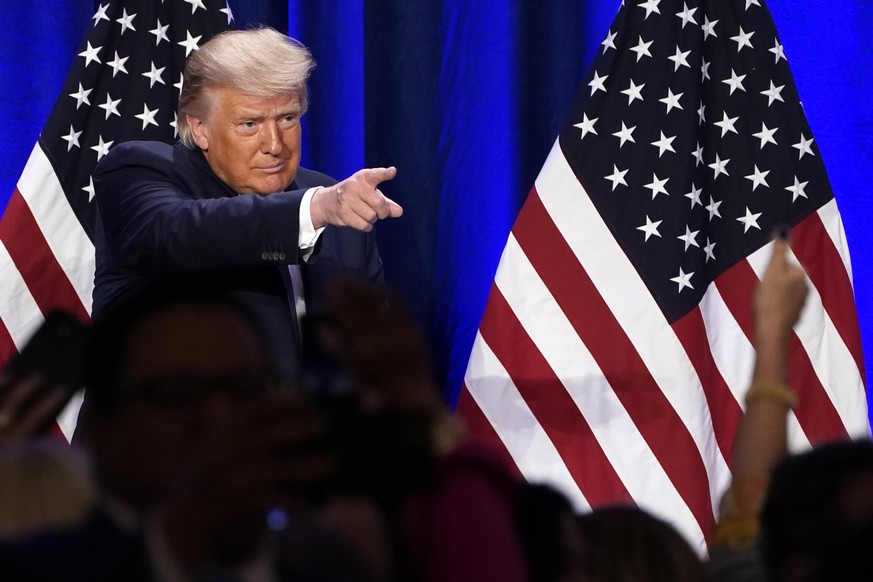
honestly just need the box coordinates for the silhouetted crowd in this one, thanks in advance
[0,243,869,582]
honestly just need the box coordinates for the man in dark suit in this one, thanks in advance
[92,26,402,379]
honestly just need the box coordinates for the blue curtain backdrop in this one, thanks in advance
[2,0,872,412]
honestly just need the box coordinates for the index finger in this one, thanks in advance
[0,374,45,409]
[769,236,791,266]
[7,386,70,441]
[359,166,397,187]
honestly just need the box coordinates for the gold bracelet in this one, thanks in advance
[744,381,796,409]
[710,514,761,550]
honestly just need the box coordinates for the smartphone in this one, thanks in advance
[3,310,90,392]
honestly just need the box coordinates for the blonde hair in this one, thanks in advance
[178,27,315,149]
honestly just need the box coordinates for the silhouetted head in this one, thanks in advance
[576,504,710,582]
[761,439,873,582]
[82,280,272,512]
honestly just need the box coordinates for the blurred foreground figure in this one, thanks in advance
[0,278,532,581]
[84,283,346,579]
[761,439,873,582]
[0,282,346,580]
[576,505,711,582]
[0,440,94,538]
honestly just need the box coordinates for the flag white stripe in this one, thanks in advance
[0,240,45,350]
[56,391,85,443]
[818,200,855,287]
[536,141,731,512]
[784,411,814,452]
[698,281,755,405]
[464,331,591,512]
[17,144,95,313]
[495,232,705,550]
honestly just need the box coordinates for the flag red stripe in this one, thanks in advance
[787,335,850,443]
[0,189,89,322]
[712,266,755,339]
[456,386,523,479]
[715,258,848,443]
[513,187,714,531]
[0,318,17,367]
[791,212,865,380]
[480,285,632,506]
[671,308,742,465]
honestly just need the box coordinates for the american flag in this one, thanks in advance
[0,0,232,440]
[457,0,869,550]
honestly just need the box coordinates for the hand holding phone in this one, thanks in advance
[0,310,89,442]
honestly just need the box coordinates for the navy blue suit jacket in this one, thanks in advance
[92,141,383,376]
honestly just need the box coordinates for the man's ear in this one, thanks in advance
[187,114,209,150]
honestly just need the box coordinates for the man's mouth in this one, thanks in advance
[258,161,287,173]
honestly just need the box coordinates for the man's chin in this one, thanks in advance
[246,178,295,196]
[248,170,298,196]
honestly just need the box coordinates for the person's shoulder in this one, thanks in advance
[293,167,337,189]
[101,140,174,162]
[95,141,193,174]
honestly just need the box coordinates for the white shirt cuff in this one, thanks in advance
[299,187,326,254]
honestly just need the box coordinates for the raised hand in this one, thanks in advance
[327,279,441,414]
[310,167,403,231]
[0,374,72,445]
[157,391,339,575]
[753,235,809,345]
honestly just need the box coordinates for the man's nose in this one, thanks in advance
[261,122,282,155]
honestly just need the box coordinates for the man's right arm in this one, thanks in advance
[94,143,307,274]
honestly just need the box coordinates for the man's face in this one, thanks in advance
[89,305,268,511]
[188,86,302,195]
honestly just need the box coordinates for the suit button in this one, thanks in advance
[261,252,268,260]
[278,252,286,261]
